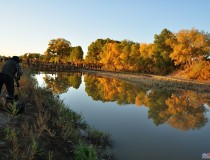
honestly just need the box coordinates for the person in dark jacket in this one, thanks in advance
[0,56,23,99]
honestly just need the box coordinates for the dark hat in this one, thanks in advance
[12,56,20,63]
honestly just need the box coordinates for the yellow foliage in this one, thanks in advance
[139,43,155,59]
[168,28,210,67]
[184,61,210,81]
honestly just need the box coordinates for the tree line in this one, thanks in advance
[19,28,210,80]
[21,38,84,63]
[85,28,210,79]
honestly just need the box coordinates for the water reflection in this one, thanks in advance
[84,74,209,131]
[43,72,82,94]
[40,72,210,131]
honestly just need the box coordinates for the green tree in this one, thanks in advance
[69,46,84,62]
[153,28,175,74]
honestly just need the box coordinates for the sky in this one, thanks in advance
[0,0,210,57]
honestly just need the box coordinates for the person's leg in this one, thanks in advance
[4,75,14,98]
[0,74,4,96]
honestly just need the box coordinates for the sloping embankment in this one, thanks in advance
[82,69,210,92]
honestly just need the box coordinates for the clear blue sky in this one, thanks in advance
[0,0,209,57]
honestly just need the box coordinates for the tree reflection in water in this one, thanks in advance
[43,72,82,94]
[164,91,208,130]
[43,73,210,131]
[84,74,209,131]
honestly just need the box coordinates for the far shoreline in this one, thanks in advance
[81,69,210,92]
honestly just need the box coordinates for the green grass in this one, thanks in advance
[74,142,98,160]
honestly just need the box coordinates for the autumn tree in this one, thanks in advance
[99,42,119,70]
[99,40,140,71]
[85,38,113,63]
[181,60,210,80]
[45,38,71,61]
[117,40,136,70]
[139,43,155,73]
[167,28,210,68]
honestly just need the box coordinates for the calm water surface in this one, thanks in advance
[35,72,210,160]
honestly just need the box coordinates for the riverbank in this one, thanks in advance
[0,68,113,160]
[34,67,210,92]
[81,69,210,92]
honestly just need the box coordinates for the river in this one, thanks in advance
[34,71,210,160]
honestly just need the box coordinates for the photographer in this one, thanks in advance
[0,56,23,99]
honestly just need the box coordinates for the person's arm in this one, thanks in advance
[16,63,23,79]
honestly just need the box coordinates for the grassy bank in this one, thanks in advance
[0,67,113,160]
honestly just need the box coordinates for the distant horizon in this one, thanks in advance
[1,0,210,57]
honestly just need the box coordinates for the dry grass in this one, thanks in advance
[0,65,113,160]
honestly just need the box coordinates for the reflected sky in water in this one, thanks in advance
[34,72,210,160]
